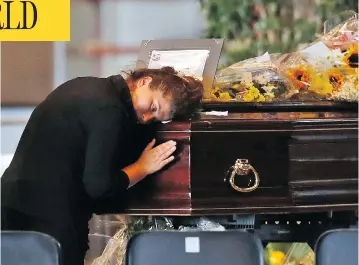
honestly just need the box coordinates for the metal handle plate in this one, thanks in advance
[227,159,260,193]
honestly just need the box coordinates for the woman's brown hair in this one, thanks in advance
[124,66,204,118]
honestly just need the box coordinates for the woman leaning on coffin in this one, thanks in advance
[1,66,203,265]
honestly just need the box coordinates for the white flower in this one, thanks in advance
[332,81,359,101]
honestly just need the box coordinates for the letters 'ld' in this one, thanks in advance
[0,0,37,29]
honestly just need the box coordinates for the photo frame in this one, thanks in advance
[136,39,224,99]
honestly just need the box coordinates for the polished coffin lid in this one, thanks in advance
[119,39,359,216]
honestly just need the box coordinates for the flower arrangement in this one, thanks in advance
[209,11,358,103]
[211,74,292,103]
[279,12,358,102]
[281,42,358,102]
[211,53,294,103]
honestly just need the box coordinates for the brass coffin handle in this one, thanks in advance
[229,159,260,193]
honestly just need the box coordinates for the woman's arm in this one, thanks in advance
[81,104,131,200]
[81,104,176,200]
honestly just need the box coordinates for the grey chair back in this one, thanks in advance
[1,231,61,265]
[125,231,264,265]
[315,228,358,265]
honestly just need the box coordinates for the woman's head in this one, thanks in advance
[124,66,204,124]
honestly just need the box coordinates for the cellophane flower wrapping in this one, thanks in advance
[264,242,314,265]
[277,12,358,102]
[211,53,296,103]
[90,216,175,265]
[90,216,225,265]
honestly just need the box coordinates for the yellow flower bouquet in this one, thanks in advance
[211,53,296,103]
[278,11,358,102]
[279,44,358,102]
[210,11,358,103]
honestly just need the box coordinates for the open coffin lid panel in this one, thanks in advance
[121,39,358,216]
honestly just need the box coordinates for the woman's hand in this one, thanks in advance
[123,139,176,187]
[137,139,176,175]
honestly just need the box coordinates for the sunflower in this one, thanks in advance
[309,73,333,96]
[243,86,265,102]
[211,85,231,101]
[343,43,358,68]
[287,65,312,89]
[327,68,344,91]
[218,92,231,101]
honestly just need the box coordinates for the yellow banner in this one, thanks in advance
[0,0,70,41]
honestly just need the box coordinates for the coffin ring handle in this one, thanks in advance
[229,159,260,193]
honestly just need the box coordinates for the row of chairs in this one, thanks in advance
[1,229,358,265]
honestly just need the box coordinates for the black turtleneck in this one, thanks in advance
[1,75,139,222]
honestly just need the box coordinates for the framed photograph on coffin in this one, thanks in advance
[136,39,224,99]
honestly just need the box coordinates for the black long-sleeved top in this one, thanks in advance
[1,75,140,222]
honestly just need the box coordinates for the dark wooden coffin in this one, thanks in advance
[123,102,358,216]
